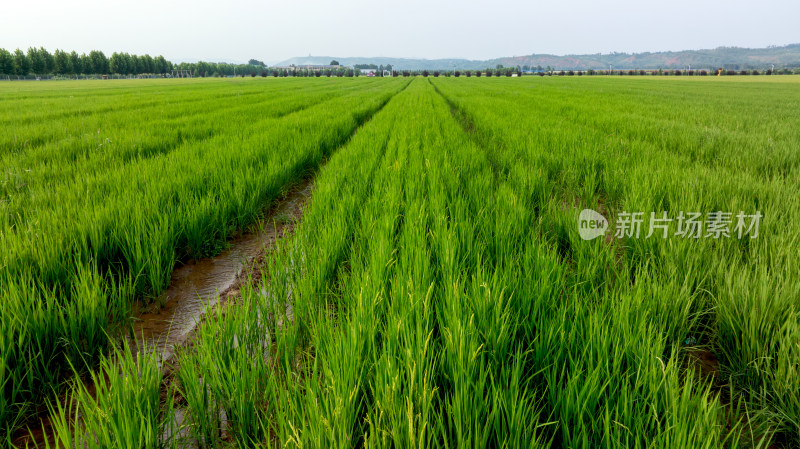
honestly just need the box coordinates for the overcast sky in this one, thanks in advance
[2,0,798,64]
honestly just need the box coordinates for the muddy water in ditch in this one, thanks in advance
[132,181,312,364]
[13,181,312,449]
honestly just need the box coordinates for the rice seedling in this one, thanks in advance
[45,340,174,449]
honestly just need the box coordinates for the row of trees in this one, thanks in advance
[452,68,521,77]
[0,47,172,76]
[109,53,171,75]
[218,68,522,79]
[6,49,795,79]
[173,61,280,78]
[531,68,793,76]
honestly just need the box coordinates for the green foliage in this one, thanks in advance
[177,77,800,448]
[13,49,28,76]
[46,341,174,449]
[0,78,408,441]
[0,49,13,75]
[3,75,800,448]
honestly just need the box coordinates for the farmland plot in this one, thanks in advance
[2,76,799,448]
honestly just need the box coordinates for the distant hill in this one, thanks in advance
[277,44,800,71]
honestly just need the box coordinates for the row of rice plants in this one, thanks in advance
[0,78,407,441]
[431,75,800,446]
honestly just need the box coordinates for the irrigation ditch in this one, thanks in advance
[12,177,312,448]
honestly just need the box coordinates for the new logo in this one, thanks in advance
[578,209,608,241]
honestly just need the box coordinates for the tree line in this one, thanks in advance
[0,47,294,78]
[0,47,174,76]
[10,48,791,79]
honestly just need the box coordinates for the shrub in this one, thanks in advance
[628,70,635,75]
[403,71,410,77]
[577,70,583,76]
[433,71,440,77]
[558,70,565,76]
[260,71,267,77]
[727,70,736,75]
[700,70,708,76]
[752,70,760,75]
[422,70,429,77]
[506,70,512,77]
[454,70,461,77]
[766,69,772,75]
[568,70,575,76]
[739,70,748,75]
[639,70,646,75]
[475,70,482,77]
[250,72,256,77]
[674,70,682,76]
[485,69,492,77]
[588,69,596,75]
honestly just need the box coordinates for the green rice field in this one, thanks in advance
[2,76,799,448]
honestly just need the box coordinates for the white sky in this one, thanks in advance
[1,0,798,63]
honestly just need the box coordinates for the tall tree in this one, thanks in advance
[79,53,92,74]
[13,49,29,76]
[130,54,141,75]
[69,51,80,75]
[53,49,71,75]
[0,49,13,75]
[121,53,133,74]
[89,50,108,74]
[141,54,154,74]
[40,47,54,74]
[109,52,123,74]
[27,47,45,75]
[154,55,169,74]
